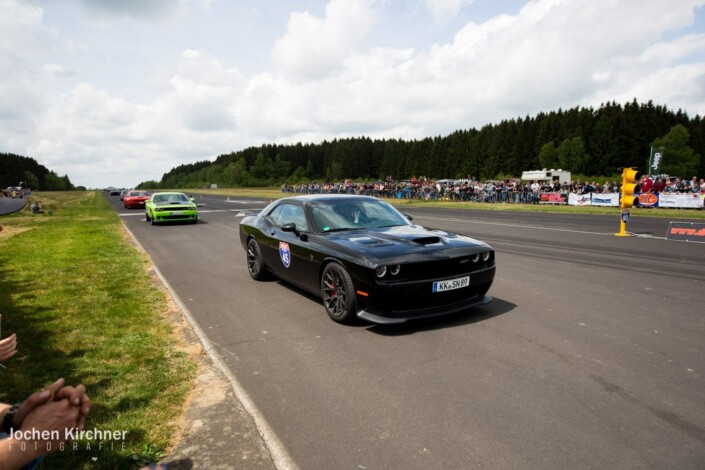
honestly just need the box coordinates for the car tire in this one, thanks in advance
[321,263,357,324]
[246,238,268,280]
[145,211,150,222]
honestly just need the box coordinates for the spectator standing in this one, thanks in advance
[640,175,654,193]
[653,177,666,193]
[530,180,540,204]
[675,178,686,193]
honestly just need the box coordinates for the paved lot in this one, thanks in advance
[111,193,705,469]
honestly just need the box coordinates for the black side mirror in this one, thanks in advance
[405,213,413,221]
[281,222,300,235]
[282,222,308,241]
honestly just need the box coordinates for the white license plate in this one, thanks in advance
[432,276,470,293]
[170,211,184,215]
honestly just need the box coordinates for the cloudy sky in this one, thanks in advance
[1,0,704,189]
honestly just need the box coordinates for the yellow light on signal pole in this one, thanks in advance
[615,167,641,237]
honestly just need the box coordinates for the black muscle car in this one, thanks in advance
[239,195,495,324]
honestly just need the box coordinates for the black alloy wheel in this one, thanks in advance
[321,263,356,323]
[247,238,268,280]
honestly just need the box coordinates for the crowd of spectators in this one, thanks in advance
[281,175,705,204]
[282,177,575,203]
[649,175,705,194]
[1,187,27,199]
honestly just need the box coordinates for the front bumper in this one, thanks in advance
[152,210,198,222]
[354,265,496,324]
[357,294,494,325]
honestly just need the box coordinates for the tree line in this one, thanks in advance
[0,153,76,191]
[143,100,703,190]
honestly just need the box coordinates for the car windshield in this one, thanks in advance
[310,199,409,233]
[153,194,189,204]
[129,191,149,197]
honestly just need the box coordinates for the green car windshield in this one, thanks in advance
[153,194,191,204]
[311,200,409,233]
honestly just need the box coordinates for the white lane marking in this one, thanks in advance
[118,208,262,217]
[225,200,269,204]
[416,215,625,237]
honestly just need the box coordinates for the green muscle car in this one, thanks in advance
[145,192,198,225]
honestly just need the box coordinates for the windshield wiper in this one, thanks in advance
[323,227,359,233]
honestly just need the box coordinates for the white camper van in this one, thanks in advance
[521,169,571,185]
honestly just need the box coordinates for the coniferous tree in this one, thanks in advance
[144,100,705,187]
[651,125,700,177]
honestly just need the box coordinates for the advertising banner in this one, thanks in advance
[539,193,567,204]
[658,193,705,209]
[568,193,592,206]
[666,222,705,243]
[637,193,659,208]
[591,193,620,207]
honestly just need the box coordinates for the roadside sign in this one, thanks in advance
[666,222,705,243]
[621,210,630,223]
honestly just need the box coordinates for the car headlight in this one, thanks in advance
[482,252,491,262]
[375,266,387,278]
[471,254,480,263]
[390,265,401,276]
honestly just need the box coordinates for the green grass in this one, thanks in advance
[0,192,196,469]
[187,187,705,219]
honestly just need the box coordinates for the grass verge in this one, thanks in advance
[0,191,196,469]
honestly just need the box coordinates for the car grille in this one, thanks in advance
[379,252,494,283]
[362,253,495,317]
[155,205,193,212]
[388,282,489,314]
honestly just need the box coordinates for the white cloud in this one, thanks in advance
[2,0,705,188]
[271,0,377,80]
[422,0,475,22]
[166,49,243,132]
[0,0,55,141]
[27,49,246,186]
[80,0,183,21]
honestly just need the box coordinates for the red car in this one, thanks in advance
[123,190,151,209]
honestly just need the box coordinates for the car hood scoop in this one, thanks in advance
[325,225,489,263]
[411,235,441,245]
[342,226,451,251]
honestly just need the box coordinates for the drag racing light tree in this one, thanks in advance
[615,167,641,237]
